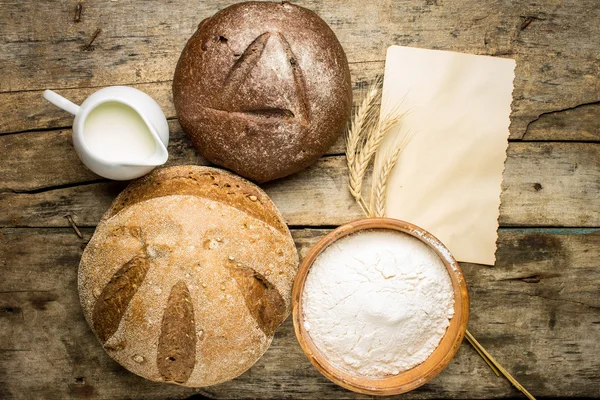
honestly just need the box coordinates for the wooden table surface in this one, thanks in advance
[1,0,599,398]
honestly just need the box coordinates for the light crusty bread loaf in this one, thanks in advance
[78,166,298,387]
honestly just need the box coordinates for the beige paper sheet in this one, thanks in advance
[376,46,515,265]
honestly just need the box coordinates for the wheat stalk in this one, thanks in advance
[351,109,403,214]
[346,78,381,168]
[465,331,536,400]
[346,77,382,214]
[371,148,399,217]
[370,132,412,217]
[370,128,415,216]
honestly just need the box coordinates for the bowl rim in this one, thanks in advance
[291,217,469,396]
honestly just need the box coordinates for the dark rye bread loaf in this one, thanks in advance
[173,1,352,182]
[78,166,298,387]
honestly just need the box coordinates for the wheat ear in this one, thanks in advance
[371,149,399,216]
[346,77,382,214]
[370,129,414,216]
[352,110,403,213]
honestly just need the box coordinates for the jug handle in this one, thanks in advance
[43,90,80,116]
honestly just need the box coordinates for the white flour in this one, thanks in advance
[302,229,455,377]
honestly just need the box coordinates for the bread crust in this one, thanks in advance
[79,166,298,387]
[173,1,352,182]
[104,165,288,234]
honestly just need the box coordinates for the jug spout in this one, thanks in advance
[121,122,169,167]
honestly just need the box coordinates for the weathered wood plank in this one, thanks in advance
[0,81,175,135]
[1,143,598,228]
[0,120,346,194]
[522,102,600,142]
[0,227,598,399]
[1,1,599,140]
[0,120,206,192]
[0,62,381,135]
[1,2,598,400]
[499,142,599,227]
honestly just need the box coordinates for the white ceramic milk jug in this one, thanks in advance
[43,86,169,180]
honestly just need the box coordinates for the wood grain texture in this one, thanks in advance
[1,143,598,228]
[0,62,381,135]
[0,119,342,193]
[0,227,598,399]
[1,0,599,398]
[0,1,598,140]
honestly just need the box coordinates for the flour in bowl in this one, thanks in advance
[302,229,455,377]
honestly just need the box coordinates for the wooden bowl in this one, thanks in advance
[292,218,469,396]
